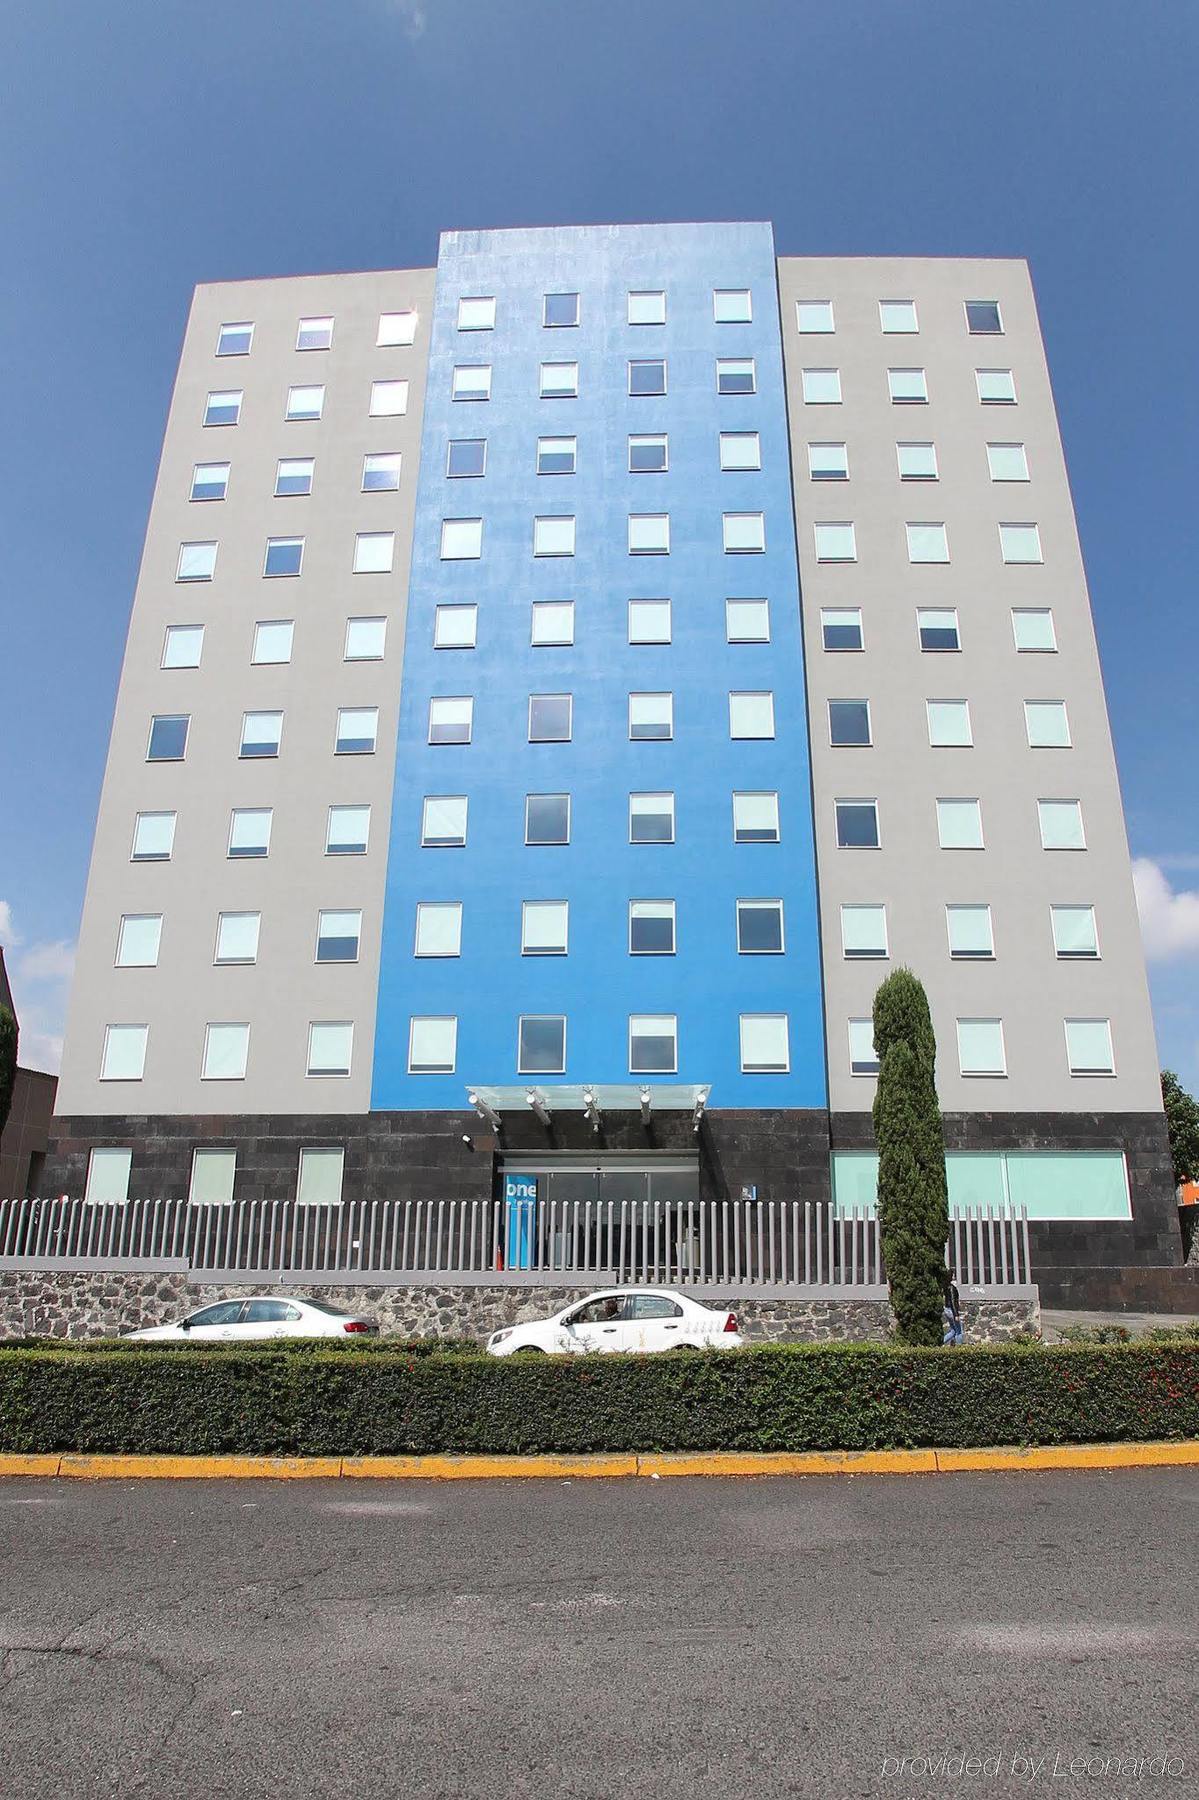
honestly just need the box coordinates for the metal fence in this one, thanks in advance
[0,1195,1033,1288]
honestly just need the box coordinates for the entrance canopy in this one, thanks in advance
[467,1083,710,1131]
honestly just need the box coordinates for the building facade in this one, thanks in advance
[46,222,1179,1292]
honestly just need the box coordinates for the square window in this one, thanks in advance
[377,310,417,346]
[740,1014,789,1074]
[1065,1018,1114,1075]
[629,692,673,741]
[216,322,252,357]
[814,521,855,562]
[336,706,379,754]
[1038,799,1085,849]
[719,432,761,472]
[897,441,938,480]
[286,384,325,421]
[737,898,784,953]
[937,798,983,849]
[726,598,770,643]
[946,905,994,959]
[275,458,314,497]
[414,902,461,958]
[529,693,572,741]
[732,791,779,843]
[191,462,229,501]
[543,291,580,328]
[927,699,973,747]
[533,515,576,556]
[717,357,756,395]
[628,290,666,326]
[308,1021,353,1077]
[457,296,495,331]
[629,899,675,955]
[420,795,466,848]
[240,711,283,759]
[1052,905,1099,959]
[808,442,848,480]
[519,1015,567,1076]
[264,536,303,577]
[987,442,1029,482]
[966,300,1003,335]
[162,624,204,669]
[723,512,765,553]
[729,691,775,739]
[957,1018,1006,1076]
[370,378,409,415]
[526,793,570,845]
[531,601,575,646]
[918,609,959,652]
[252,619,294,665]
[714,288,752,323]
[354,530,395,573]
[344,616,387,660]
[228,808,272,858]
[440,518,482,560]
[317,909,362,963]
[629,359,666,396]
[296,315,333,351]
[215,912,260,965]
[132,811,176,862]
[296,1146,344,1206]
[848,1019,878,1077]
[1012,609,1057,652]
[629,792,674,844]
[801,368,840,404]
[362,452,401,492]
[190,1147,237,1206]
[537,436,576,475]
[796,301,834,333]
[447,438,486,478]
[116,914,162,968]
[1000,523,1043,564]
[328,804,371,855]
[205,390,242,426]
[835,799,879,848]
[177,541,217,582]
[628,513,669,555]
[101,1024,148,1081]
[840,904,888,960]
[629,1013,676,1075]
[523,900,569,955]
[976,367,1016,404]
[879,300,918,334]
[821,609,863,652]
[408,1016,457,1075]
[429,697,472,744]
[888,368,928,404]
[147,714,189,762]
[629,599,672,644]
[906,522,949,563]
[202,1022,249,1081]
[629,433,668,473]
[1025,700,1070,748]
[828,699,871,746]
[434,604,477,649]
[540,361,578,398]
[85,1147,132,1204]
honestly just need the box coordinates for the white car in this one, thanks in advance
[486,1288,742,1356]
[126,1296,378,1342]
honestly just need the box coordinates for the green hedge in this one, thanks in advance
[1,1341,1197,1456]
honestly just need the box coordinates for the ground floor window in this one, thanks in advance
[831,1150,1131,1221]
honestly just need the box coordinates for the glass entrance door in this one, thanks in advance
[499,1157,699,1278]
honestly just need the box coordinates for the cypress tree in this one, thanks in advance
[0,1005,17,1141]
[871,969,949,1346]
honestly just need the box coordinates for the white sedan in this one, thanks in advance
[487,1289,742,1356]
[126,1296,379,1342]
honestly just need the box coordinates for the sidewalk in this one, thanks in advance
[1041,1308,1199,1341]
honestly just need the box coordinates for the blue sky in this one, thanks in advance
[2,0,1197,1078]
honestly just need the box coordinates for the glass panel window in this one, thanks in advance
[927,699,973,747]
[177,541,217,582]
[1025,700,1070,748]
[228,808,272,858]
[628,359,666,397]
[428,697,472,744]
[987,442,1028,482]
[147,714,189,761]
[879,300,918,333]
[414,903,461,958]
[370,378,409,415]
[543,291,579,328]
[629,899,675,955]
[116,914,162,968]
[529,693,572,742]
[628,513,669,555]
[936,798,983,849]
[946,904,994,959]
[216,322,252,356]
[86,1148,132,1203]
[308,1021,353,1076]
[132,811,176,862]
[828,699,871,746]
[537,436,576,475]
[848,1019,879,1077]
[821,609,863,651]
[440,518,482,560]
[526,793,570,845]
[240,711,282,758]
[717,358,756,395]
[101,1024,148,1081]
[408,1016,457,1075]
[286,384,325,421]
[518,1015,567,1076]
[275,458,314,497]
[190,1148,236,1206]
[215,912,260,965]
[191,462,229,501]
[420,796,466,848]
[317,909,363,963]
[918,609,959,652]
[835,799,879,848]
[162,625,204,669]
[531,601,574,646]
[740,1015,789,1073]
[966,300,1004,335]
[434,604,477,649]
[249,620,292,665]
[719,432,761,472]
[629,433,668,473]
[629,692,673,741]
[1065,1018,1114,1075]
[714,288,752,323]
[336,706,379,753]
[296,1147,344,1205]
[814,522,855,562]
[958,1018,1006,1076]
[801,368,840,404]
[205,390,242,426]
[796,301,834,333]
[344,616,386,660]
[1038,799,1085,850]
[726,598,769,643]
[976,367,1016,404]
[540,362,578,398]
[327,804,371,855]
[897,441,938,480]
[296,315,333,351]
[737,898,784,953]
[362,452,401,492]
[377,310,417,346]
[264,536,303,577]
[354,531,395,574]
[628,291,666,325]
[457,296,495,331]
[840,904,887,959]
[533,515,576,556]
[629,1014,676,1075]
[729,692,775,739]
[1052,905,1099,959]
[447,438,486,478]
[629,792,673,844]
[629,599,671,644]
[202,1022,248,1081]
[523,900,569,955]
[1000,523,1043,564]
[888,368,928,404]
[1012,608,1057,652]
[808,442,848,480]
[906,522,949,563]
[732,791,778,843]
[724,512,765,553]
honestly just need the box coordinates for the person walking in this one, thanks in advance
[942,1267,964,1346]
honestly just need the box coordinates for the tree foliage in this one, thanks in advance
[0,1005,17,1141]
[1161,1069,1199,1190]
[872,969,949,1346]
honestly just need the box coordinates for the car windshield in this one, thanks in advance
[298,1298,348,1317]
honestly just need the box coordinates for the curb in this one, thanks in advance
[0,1442,1196,1481]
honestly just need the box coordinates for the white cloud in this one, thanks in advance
[382,0,427,38]
[0,899,19,947]
[0,903,75,1075]
[1133,858,1199,962]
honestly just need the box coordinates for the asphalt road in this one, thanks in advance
[0,1471,1195,1800]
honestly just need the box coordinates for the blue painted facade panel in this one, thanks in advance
[372,222,826,1110]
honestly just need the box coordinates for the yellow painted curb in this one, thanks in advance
[56,1453,342,1480]
[638,1448,939,1478]
[0,1454,61,1477]
[935,1441,1199,1473]
[343,1452,639,1480]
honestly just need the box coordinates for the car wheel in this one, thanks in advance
[513,1345,546,1355]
